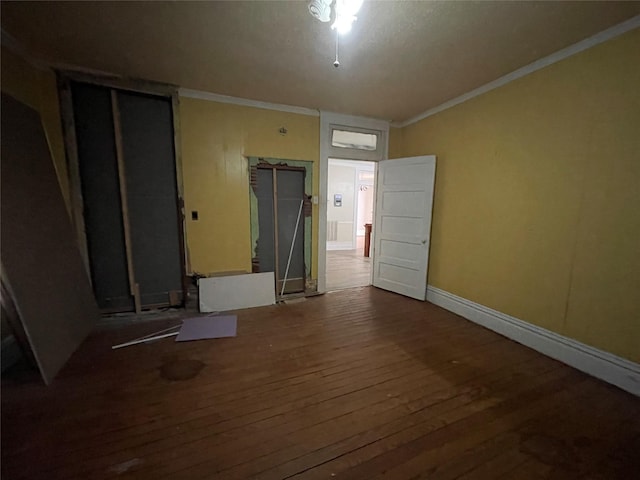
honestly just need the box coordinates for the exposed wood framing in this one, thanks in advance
[56,69,177,98]
[272,168,280,284]
[111,91,141,314]
[170,93,190,298]
[57,70,188,312]
[56,75,91,278]
[256,160,307,172]
[168,290,181,306]
[251,159,311,294]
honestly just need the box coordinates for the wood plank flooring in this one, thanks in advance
[2,287,639,479]
[326,239,371,291]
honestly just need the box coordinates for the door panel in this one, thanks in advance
[256,168,276,273]
[276,169,305,294]
[117,90,184,307]
[71,82,132,311]
[372,155,436,300]
[255,167,306,295]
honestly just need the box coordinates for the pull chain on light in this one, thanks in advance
[334,29,340,68]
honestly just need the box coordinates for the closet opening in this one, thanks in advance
[249,157,313,298]
[61,77,186,313]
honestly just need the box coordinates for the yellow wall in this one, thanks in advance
[179,98,320,277]
[388,127,404,160]
[1,47,70,212]
[399,29,640,362]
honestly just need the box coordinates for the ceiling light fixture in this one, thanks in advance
[309,0,364,67]
[309,0,363,34]
[308,0,332,22]
[331,0,363,35]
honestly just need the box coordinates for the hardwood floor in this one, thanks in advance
[326,237,371,291]
[2,287,639,479]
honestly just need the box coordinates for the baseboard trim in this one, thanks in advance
[426,285,640,396]
[1,335,23,373]
[326,242,355,251]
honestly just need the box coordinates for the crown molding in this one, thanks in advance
[179,88,320,117]
[393,15,640,128]
[319,110,389,131]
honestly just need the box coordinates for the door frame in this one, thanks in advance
[318,112,389,293]
[57,71,189,309]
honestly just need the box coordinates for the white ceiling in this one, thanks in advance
[2,1,639,122]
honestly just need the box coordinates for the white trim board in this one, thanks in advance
[426,285,640,397]
[327,241,355,251]
[393,15,640,128]
[179,88,320,117]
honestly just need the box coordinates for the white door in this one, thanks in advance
[372,155,436,300]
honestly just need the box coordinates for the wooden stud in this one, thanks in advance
[56,75,91,279]
[168,290,180,306]
[272,168,280,290]
[57,69,177,98]
[111,91,141,314]
[170,93,190,300]
[58,71,187,309]
[133,283,142,314]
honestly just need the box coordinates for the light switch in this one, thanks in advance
[191,211,199,221]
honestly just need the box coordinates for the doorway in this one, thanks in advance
[326,159,376,291]
[318,112,389,293]
[318,113,436,301]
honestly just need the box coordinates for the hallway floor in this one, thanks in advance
[326,236,371,291]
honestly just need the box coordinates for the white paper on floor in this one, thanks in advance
[175,315,237,341]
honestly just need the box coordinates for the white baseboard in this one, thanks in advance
[327,242,355,251]
[426,285,640,397]
[1,335,23,372]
